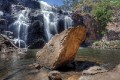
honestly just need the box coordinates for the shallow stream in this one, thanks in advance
[0,48,120,80]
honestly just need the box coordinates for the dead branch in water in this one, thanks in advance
[0,34,18,49]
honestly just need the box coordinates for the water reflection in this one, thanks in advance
[77,48,120,69]
[0,49,38,80]
[0,48,120,79]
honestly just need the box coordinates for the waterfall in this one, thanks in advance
[9,8,30,48]
[7,1,73,48]
[64,16,73,29]
[39,1,58,41]
[39,1,73,41]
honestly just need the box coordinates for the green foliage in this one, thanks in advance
[61,0,120,35]
[93,40,120,49]
[101,31,107,35]
[93,41,100,46]
[108,0,120,7]
[92,1,113,35]
[62,0,120,11]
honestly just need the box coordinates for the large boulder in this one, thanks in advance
[36,25,86,69]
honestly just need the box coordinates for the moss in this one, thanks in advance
[93,41,100,46]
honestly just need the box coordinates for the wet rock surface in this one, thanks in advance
[82,66,108,75]
[1,48,120,80]
[48,71,62,80]
[35,68,49,80]
[80,71,120,80]
[28,63,41,70]
[79,65,120,80]
[36,26,87,69]
[114,64,120,72]
[66,75,80,80]
[0,34,16,53]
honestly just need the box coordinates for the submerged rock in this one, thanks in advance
[114,64,120,72]
[82,66,108,75]
[79,70,120,80]
[48,71,62,80]
[28,63,41,70]
[35,69,49,80]
[79,65,120,80]
[67,75,80,80]
[36,26,86,69]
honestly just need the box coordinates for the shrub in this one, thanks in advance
[92,1,113,35]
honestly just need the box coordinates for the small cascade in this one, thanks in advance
[5,0,74,48]
[64,16,73,29]
[39,1,58,41]
[39,1,53,11]
[39,1,73,41]
[9,8,30,48]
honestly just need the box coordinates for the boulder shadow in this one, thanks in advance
[56,61,99,72]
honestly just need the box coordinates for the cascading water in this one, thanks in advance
[64,16,73,29]
[6,1,73,48]
[39,1,73,41]
[9,8,30,48]
[39,1,58,41]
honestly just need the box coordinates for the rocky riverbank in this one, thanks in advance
[86,22,120,49]
[0,34,17,53]
[91,40,120,49]
[0,34,27,61]
[79,64,120,80]
[2,57,119,80]
[1,48,120,80]
[26,62,120,80]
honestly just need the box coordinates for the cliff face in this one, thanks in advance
[0,0,74,49]
[74,7,120,46]
[102,6,120,41]
[36,26,87,69]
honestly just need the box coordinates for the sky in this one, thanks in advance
[41,0,63,6]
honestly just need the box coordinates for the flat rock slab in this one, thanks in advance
[79,65,120,80]
[82,66,108,75]
[36,26,86,69]
[80,71,120,80]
